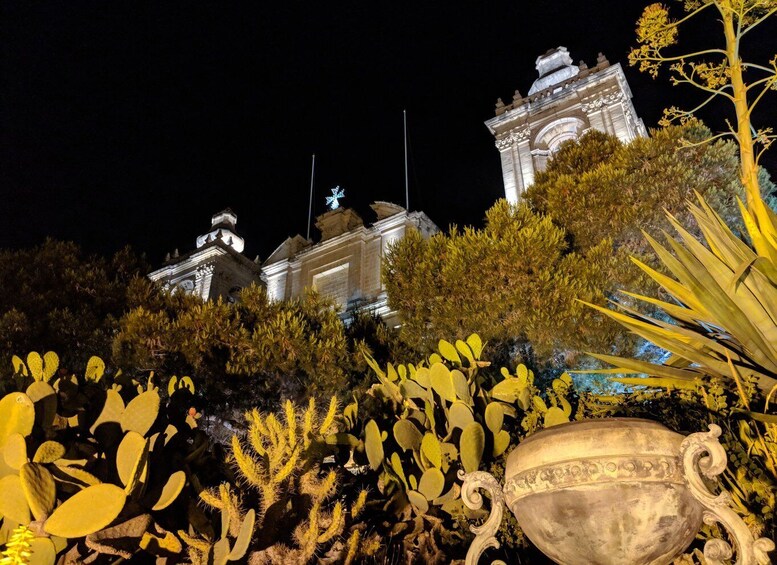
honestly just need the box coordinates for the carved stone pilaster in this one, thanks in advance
[195,263,216,299]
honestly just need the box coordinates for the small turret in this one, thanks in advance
[196,208,245,253]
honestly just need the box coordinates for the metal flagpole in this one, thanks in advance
[403,110,409,211]
[307,154,316,241]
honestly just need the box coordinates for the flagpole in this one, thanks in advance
[403,109,409,211]
[307,154,315,241]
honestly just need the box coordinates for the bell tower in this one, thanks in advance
[485,47,646,203]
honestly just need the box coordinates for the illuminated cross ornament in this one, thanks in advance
[326,186,345,210]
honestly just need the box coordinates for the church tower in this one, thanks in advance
[485,47,646,203]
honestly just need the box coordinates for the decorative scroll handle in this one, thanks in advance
[458,470,507,565]
[680,424,775,565]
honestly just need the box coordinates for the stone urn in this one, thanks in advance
[460,419,775,565]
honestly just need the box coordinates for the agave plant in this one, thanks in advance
[582,194,777,401]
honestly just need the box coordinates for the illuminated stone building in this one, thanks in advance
[486,47,646,203]
[262,201,438,325]
[148,209,262,301]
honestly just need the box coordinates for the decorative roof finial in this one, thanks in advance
[326,186,345,210]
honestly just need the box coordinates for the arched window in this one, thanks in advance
[534,117,586,153]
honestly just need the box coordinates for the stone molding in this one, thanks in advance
[195,263,215,278]
[581,91,624,113]
[504,454,683,502]
[494,126,531,150]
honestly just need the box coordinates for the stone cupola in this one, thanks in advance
[196,208,245,253]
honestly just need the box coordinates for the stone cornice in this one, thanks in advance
[485,63,627,135]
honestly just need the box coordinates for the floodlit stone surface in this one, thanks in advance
[486,47,646,203]
[504,419,702,565]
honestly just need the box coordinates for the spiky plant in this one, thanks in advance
[184,398,375,564]
[0,526,33,565]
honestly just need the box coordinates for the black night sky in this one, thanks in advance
[2,2,776,264]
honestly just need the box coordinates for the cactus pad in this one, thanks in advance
[116,431,149,492]
[484,402,504,434]
[389,452,408,488]
[26,352,44,381]
[90,389,125,435]
[121,390,160,436]
[429,363,456,403]
[151,470,186,511]
[411,366,430,388]
[448,402,474,431]
[399,379,427,399]
[465,334,482,358]
[3,433,28,470]
[228,508,255,560]
[437,340,461,364]
[44,484,127,538]
[493,430,511,457]
[0,393,35,446]
[420,433,442,469]
[364,420,384,471]
[418,468,445,500]
[460,422,485,473]
[20,462,56,520]
[393,420,422,451]
[28,537,56,565]
[25,381,55,403]
[32,441,65,464]
[450,370,471,402]
[0,474,31,524]
[406,490,428,514]
[544,406,569,427]
[85,356,106,382]
[11,355,28,376]
[50,463,101,487]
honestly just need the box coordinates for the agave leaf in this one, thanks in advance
[730,409,777,424]
[629,256,710,320]
[612,376,699,391]
[662,233,777,372]
[666,213,777,362]
[586,353,699,383]
[618,290,701,326]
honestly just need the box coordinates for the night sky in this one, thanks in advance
[2,2,776,264]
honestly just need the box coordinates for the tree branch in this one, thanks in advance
[672,76,735,100]
[746,75,777,117]
[745,73,777,91]
[636,49,728,63]
[741,62,777,74]
[677,131,736,149]
[740,7,777,37]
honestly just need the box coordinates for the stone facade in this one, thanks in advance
[262,201,438,326]
[148,209,263,301]
[486,47,646,203]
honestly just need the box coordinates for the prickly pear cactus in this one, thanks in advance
[359,334,578,533]
[0,352,212,563]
